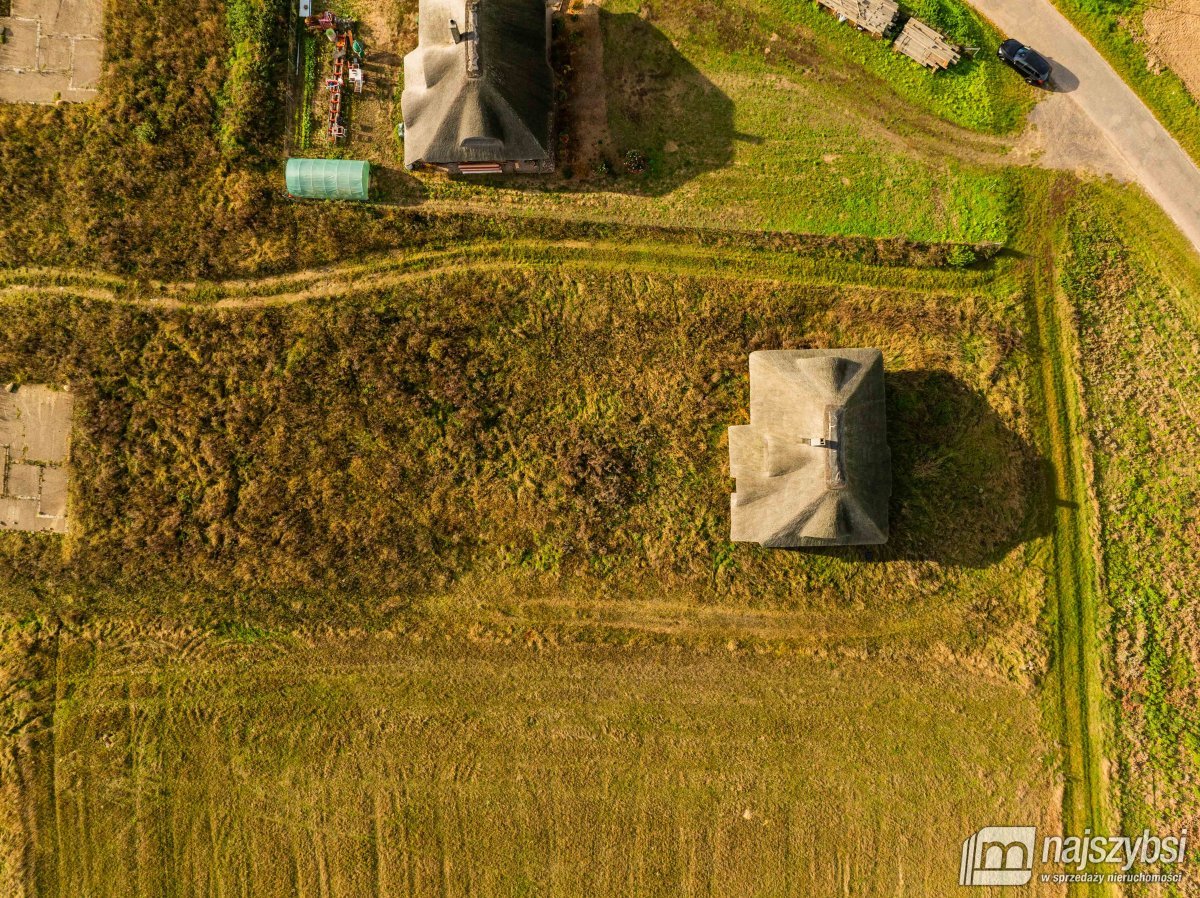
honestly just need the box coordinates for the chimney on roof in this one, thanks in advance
[449,19,463,43]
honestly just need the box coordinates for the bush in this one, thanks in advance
[219,0,288,158]
[946,245,977,268]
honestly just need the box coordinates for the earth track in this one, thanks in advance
[0,241,996,310]
[1026,184,1115,897]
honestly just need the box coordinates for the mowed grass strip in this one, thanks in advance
[9,630,1062,898]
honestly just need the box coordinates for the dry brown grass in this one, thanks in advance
[0,230,1068,896]
[3,626,1062,898]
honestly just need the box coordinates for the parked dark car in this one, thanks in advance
[998,38,1052,86]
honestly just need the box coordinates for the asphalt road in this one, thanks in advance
[967,0,1200,255]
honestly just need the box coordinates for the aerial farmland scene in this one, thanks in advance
[0,0,1199,889]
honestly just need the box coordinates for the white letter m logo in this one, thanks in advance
[960,826,1036,886]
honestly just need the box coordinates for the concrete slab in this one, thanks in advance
[6,461,40,499]
[0,20,41,69]
[0,0,102,103]
[38,32,71,73]
[71,36,100,87]
[49,0,101,33]
[0,385,72,533]
[0,68,84,102]
[8,0,44,18]
[0,384,74,463]
[39,465,67,518]
[0,496,39,531]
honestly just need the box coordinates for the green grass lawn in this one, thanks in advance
[382,0,1033,244]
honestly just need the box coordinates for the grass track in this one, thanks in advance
[0,240,1005,308]
[1024,179,1114,896]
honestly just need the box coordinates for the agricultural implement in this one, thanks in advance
[307,13,366,143]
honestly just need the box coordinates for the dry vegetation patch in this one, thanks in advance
[1063,185,1200,852]
[1140,0,1200,100]
[0,259,1048,673]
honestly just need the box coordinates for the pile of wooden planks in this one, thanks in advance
[892,17,961,69]
[816,0,900,38]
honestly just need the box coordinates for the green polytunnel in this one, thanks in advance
[285,158,371,200]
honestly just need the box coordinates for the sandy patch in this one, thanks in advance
[1012,92,1133,183]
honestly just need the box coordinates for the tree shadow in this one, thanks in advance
[801,369,1050,567]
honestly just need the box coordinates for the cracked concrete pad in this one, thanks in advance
[49,0,102,33]
[0,386,72,533]
[39,466,67,518]
[6,462,41,500]
[0,20,41,69]
[71,36,101,87]
[0,0,102,102]
[0,385,74,463]
[9,0,45,17]
[38,33,72,74]
[0,496,40,531]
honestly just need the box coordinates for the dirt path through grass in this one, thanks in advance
[0,240,997,309]
[1026,182,1115,896]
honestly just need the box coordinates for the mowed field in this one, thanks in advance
[1060,183,1200,859]
[4,631,1061,898]
[0,231,1067,896]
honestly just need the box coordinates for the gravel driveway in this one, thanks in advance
[968,0,1200,254]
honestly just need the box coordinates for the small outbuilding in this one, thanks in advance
[285,158,371,200]
[401,0,554,174]
[728,349,891,547]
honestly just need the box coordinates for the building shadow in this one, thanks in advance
[372,165,429,205]
[439,11,740,196]
[585,10,739,194]
[802,369,1050,567]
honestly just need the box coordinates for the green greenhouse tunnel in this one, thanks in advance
[285,158,371,200]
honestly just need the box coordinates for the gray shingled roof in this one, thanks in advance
[728,349,891,547]
[401,0,553,168]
